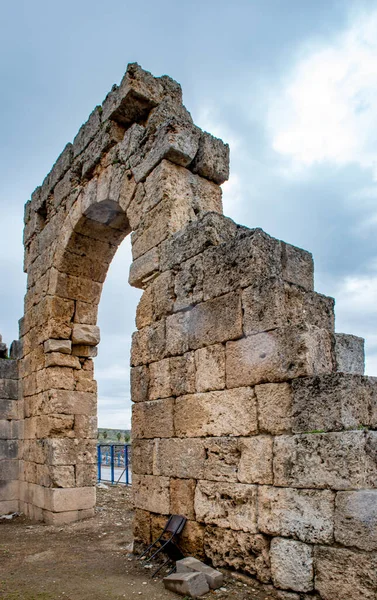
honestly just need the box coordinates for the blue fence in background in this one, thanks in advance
[97,444,131,485]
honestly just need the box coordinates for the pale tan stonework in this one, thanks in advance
[0,62,374,600]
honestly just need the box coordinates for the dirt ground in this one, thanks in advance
[0,485,279,600]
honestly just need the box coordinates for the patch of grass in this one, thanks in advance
[304,429,325,434]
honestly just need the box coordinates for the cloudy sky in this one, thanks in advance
[1,0,377,428]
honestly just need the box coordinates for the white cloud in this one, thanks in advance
[268,10,377,178]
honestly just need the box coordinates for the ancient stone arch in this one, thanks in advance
[1,63,376,599]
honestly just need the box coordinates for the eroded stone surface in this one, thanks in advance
[174,388,257,437]
[258,487,334,544]
[226,325,334,388]
[274,431,377,490]
[270,538,313,592]
[314,545,377,600]
[194,480,257,532]
[204,526,271,583]
[335,490,377,550]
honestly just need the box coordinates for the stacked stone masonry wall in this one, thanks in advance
[1,63,375,599]
[0,336,21,514]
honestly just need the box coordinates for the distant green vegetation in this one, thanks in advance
[97,428,131,443]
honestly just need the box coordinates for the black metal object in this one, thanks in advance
[138,514,187,576]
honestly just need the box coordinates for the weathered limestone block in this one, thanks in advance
[176,557,223,590]
[145,92,189,136]
[102,62,164,126]
[226,325,334,388]
[0,419,20,439]
[174,255,204,311]
[281,242,314,290]
[153,438,205,479]
[270,538,313,593]
[160,212,237,271]
[188,292,243,351]
[195,344,225,392]
[45,352,81,369]
[0,399,19,420]
[73,107,102,157]
[74,414,97,438]
[131,191,199,260]
[37,389,97,416]
[335,490,377,551]
[314,545,377,600]
[170,352,196,396]
[0,459,19,480]
[150,271,175,321]
[237,436,273,484]
[131,320,165,366]
[34,414,75,439]
[165,312,189,356]
[118,123,145,165]
[170,478,196,520]
[0,480,19,501]
[0,379,19,400]
[128,246,160,289]
[163,572,209,597]
[58,248,110,284]
[274,431,377,490]
[191,131,229,184]
[148,358,171,399]
[292,373,376,434]
[132,439,154,475]
[258,487,334,544]
[202,437,240,482]
[9,340,22,360]
[136,283,154,330]
[75,463,97,487]
[53,169,78,209]
[195,481,257,532]
[71,345,98,358]
[71,324,100,346]
[44,486,95,512]
[335,333,365,375]
[126,183,148,231]
[132,474,170,514]
[44,339,72,354]
[202,229,282,300]
[51,270,102,304]
[130,365,149,402]
[0,359,18,379]
[48,143,73,191]
[0,440,18,459]
[204,526,271,583]
[143,159,222,220]
[74,368,97,393]
[47,465,75,488]
[44,438,96,466]
[174,388,257,437]
[242,281,334,336]
[132,119,201,183]
[133,508,151,543]
[80,121,125,179]
[132,398,174,439]
[256,382,292,434]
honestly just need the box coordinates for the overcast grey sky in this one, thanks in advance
[1,0,377,428]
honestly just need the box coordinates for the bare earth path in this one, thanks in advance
[0,487,278,600]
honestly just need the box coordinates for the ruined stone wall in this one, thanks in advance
[131,210,377,599]
[3,63,376,599]
[0,337,21,514]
